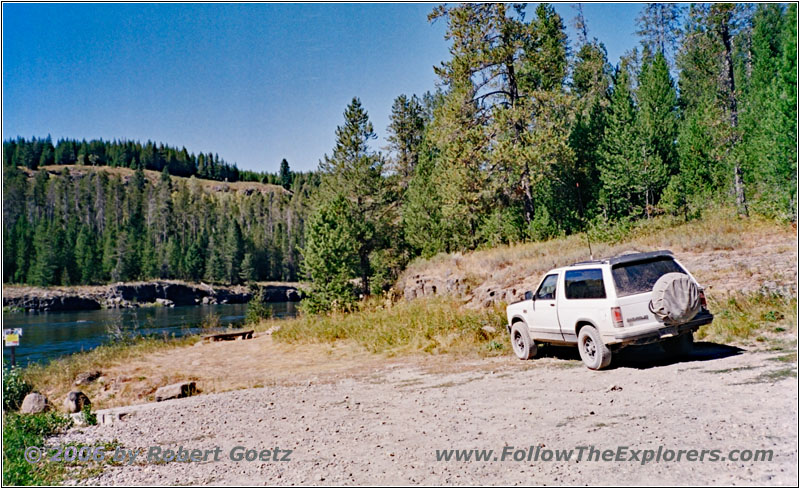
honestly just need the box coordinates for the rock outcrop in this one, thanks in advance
[3,281,303,312]
[155,382,197,402]
[4,295,101,312]
[20,393,50,414]
[74,370,102,386]
[64,391,91,413]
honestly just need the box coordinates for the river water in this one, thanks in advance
[2,302,298,367]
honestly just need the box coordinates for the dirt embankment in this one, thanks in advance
[2,281,302,312]
[396,215,797,308]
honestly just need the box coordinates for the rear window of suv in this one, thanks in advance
[611,256,687,297]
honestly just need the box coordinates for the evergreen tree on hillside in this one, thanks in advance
[30,221,59,286]
[635,51,679,215]
[304,97,388,309]
[223,220,245,284]
[740,4,797,217]
[636,3,684,64]
[675,4,752,216]
[570,40,612,219]
[279,159,292,190]
[387,94,426,187]
[74,225,101,284]
[599,62,643,219]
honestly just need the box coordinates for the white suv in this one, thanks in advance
[505,250,714,369]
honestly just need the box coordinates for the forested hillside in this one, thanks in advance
[3,3,796,306]
[2,164,318,285]
[2,137,293,184]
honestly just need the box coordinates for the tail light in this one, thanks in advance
[699,290,707,309]
[611,307,624,328]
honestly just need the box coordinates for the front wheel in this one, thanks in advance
[577,325,612,370]
[510,323,537,360]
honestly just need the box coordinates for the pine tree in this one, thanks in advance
[279,159,292,190]
[636,3,684,64]
[12,216,32,283]
[740,4,796,217]
[74,225,100,284]
[402,140,446,257]
[304,97,388,306]
[387,94,426,186]
[599,62,644,218]
[635,51,679,215]
[239,252,256,283]
[223,220,244,284]
[570,40,612,218]
[302,194,359,311]
[184,239,206,281]
[204,240,226,284]
[30,221,59,286]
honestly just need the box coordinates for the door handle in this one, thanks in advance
[549,303,555,307]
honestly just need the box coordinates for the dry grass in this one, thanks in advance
[403,208,784,285]
[27,165,288,195]
[22,331,386,410]
[398,207,796,303]
[271,297,508,356]
[698,293,798,345]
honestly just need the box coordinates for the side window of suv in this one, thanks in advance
[535,274,558,300]
[565,269,606,299]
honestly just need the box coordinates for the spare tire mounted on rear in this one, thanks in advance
[649,272,701,325]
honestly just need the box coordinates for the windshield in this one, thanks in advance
[611,257,686,297]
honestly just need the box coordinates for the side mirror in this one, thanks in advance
[524,291,533,301]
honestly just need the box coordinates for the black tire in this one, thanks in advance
[577,325,612,370]
[662,332,694,357]
[510,322,537,360]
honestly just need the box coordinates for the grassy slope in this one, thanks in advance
[24,164,288,195]
[398,208,796,305]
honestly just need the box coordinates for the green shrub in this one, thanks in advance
[245,289,273,325]
[2,411,72,485]
[81,405,98,426]
[3,367,32,412]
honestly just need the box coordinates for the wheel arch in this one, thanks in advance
[509,315,526,334]
[574,319,597,337]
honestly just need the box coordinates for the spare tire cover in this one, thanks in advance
[650,272,700,324]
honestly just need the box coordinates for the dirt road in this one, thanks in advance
[57,343,797,486]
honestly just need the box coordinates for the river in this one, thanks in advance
[2,302,298,367]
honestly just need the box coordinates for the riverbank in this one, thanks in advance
[2,281,303,312]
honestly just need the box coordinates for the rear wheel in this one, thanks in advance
[577,325,612,370]
[510,323,537,360]
[662,332,694,357]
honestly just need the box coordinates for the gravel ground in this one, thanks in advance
[54,343,797,486]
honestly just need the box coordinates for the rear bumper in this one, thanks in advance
[609,309,714,346]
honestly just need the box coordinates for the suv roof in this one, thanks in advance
[571,250,674,267]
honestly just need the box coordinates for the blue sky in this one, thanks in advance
[3,3,642,173]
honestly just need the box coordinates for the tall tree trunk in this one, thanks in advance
[719,10,749,216]
[360,251,370,297]
[520,168,535,224]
